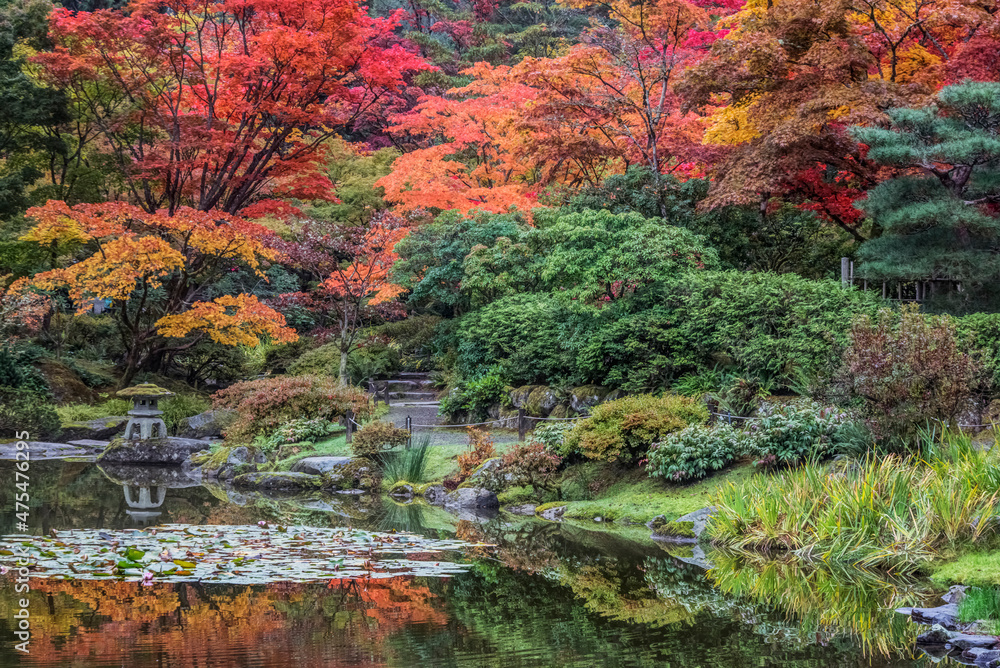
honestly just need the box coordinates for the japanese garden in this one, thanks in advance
[2,0,1000,664]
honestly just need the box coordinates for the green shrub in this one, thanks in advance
[161,394,211,434]
[563,394,708,463]
[579,272,882,392]
[351,421,410,458]
[747,401,853,468]
[439,367,509,421]
[957,312,1000,387]
[290,338,402,383]
[0,345,49,397]
[453,293,601,387]
[213,375,373,443]
[256,418,345,454]
[646,424,747,482]
[0,388,60,438]
[531,421,575,450]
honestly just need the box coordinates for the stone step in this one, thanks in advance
[390,391,438,400]
[387,379,435,391]
[397,371,433,378]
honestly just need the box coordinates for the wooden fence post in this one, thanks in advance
[518,408,527,441]
[841,257,850,289]
[345,409,353,444]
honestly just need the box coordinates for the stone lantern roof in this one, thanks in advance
[116,383,176,399]
[118,384,174,440]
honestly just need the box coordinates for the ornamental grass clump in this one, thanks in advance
[710,430,1000,573]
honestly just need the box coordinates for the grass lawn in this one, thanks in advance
[552,463,756,525]
[931,552,1000,587]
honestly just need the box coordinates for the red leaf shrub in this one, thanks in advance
[213,375,372,443]
[480,441,563,492]
[843,304,989,445]
[457,428,497,479]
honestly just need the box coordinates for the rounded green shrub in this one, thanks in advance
[563,394,708,462]
[351,421,410,458]
[0,388,60,439]
[646,424,747,482]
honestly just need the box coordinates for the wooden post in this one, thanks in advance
[383,383,390,406]
[406,415,412,449]
[518,408,527,441]
[841,257,850,289]
[345,409,354,444]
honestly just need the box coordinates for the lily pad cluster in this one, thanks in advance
[1,524,491,584]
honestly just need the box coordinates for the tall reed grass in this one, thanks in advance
[379,435,431,485]
[710,429,1000,572]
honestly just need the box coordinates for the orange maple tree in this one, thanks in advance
[379,0,716,218]
[277,211,407,384]
[24,201,297,386]
[34,0,428,216]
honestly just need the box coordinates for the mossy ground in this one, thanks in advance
[550,463,754,525]
[930,552,1000,587]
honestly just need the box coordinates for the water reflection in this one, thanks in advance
[0,462,940,667]
[99,464,203,526]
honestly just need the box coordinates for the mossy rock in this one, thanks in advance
[98,436,211,465]
[548,404,575,419]
[320,457,379,491]
[509,385,541,409]
[412,481,443,496]
[569,384,611,413]
[388,482,414,498]
[233,471,322,490]
[525,386,559,416]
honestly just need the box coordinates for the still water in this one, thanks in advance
[0,461,948,666]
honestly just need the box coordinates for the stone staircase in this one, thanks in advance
[388,371,439,407]
[370,371,442,429]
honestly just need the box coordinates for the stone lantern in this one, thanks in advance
[117,383,174,440]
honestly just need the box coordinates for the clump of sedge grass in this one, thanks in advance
[710,428,1000,573]
[379,435,431,486]
[958,587,1000,634]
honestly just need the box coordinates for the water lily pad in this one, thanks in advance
[1,524,491,584]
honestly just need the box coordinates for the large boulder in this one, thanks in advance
[897,603,960,629]
[525,386,559,416]
[60,416,127,442]
[98,437,211,465]
[569,385,611,414]
[509,385,541,410]
[177,409,235,439]
[291,456,355,475]
[444,487,499,510]
[232,471,321,490]
[202,445,267,480]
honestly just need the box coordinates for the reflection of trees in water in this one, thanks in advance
[0,576,447,667]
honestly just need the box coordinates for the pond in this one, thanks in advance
[0,461,951,667]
